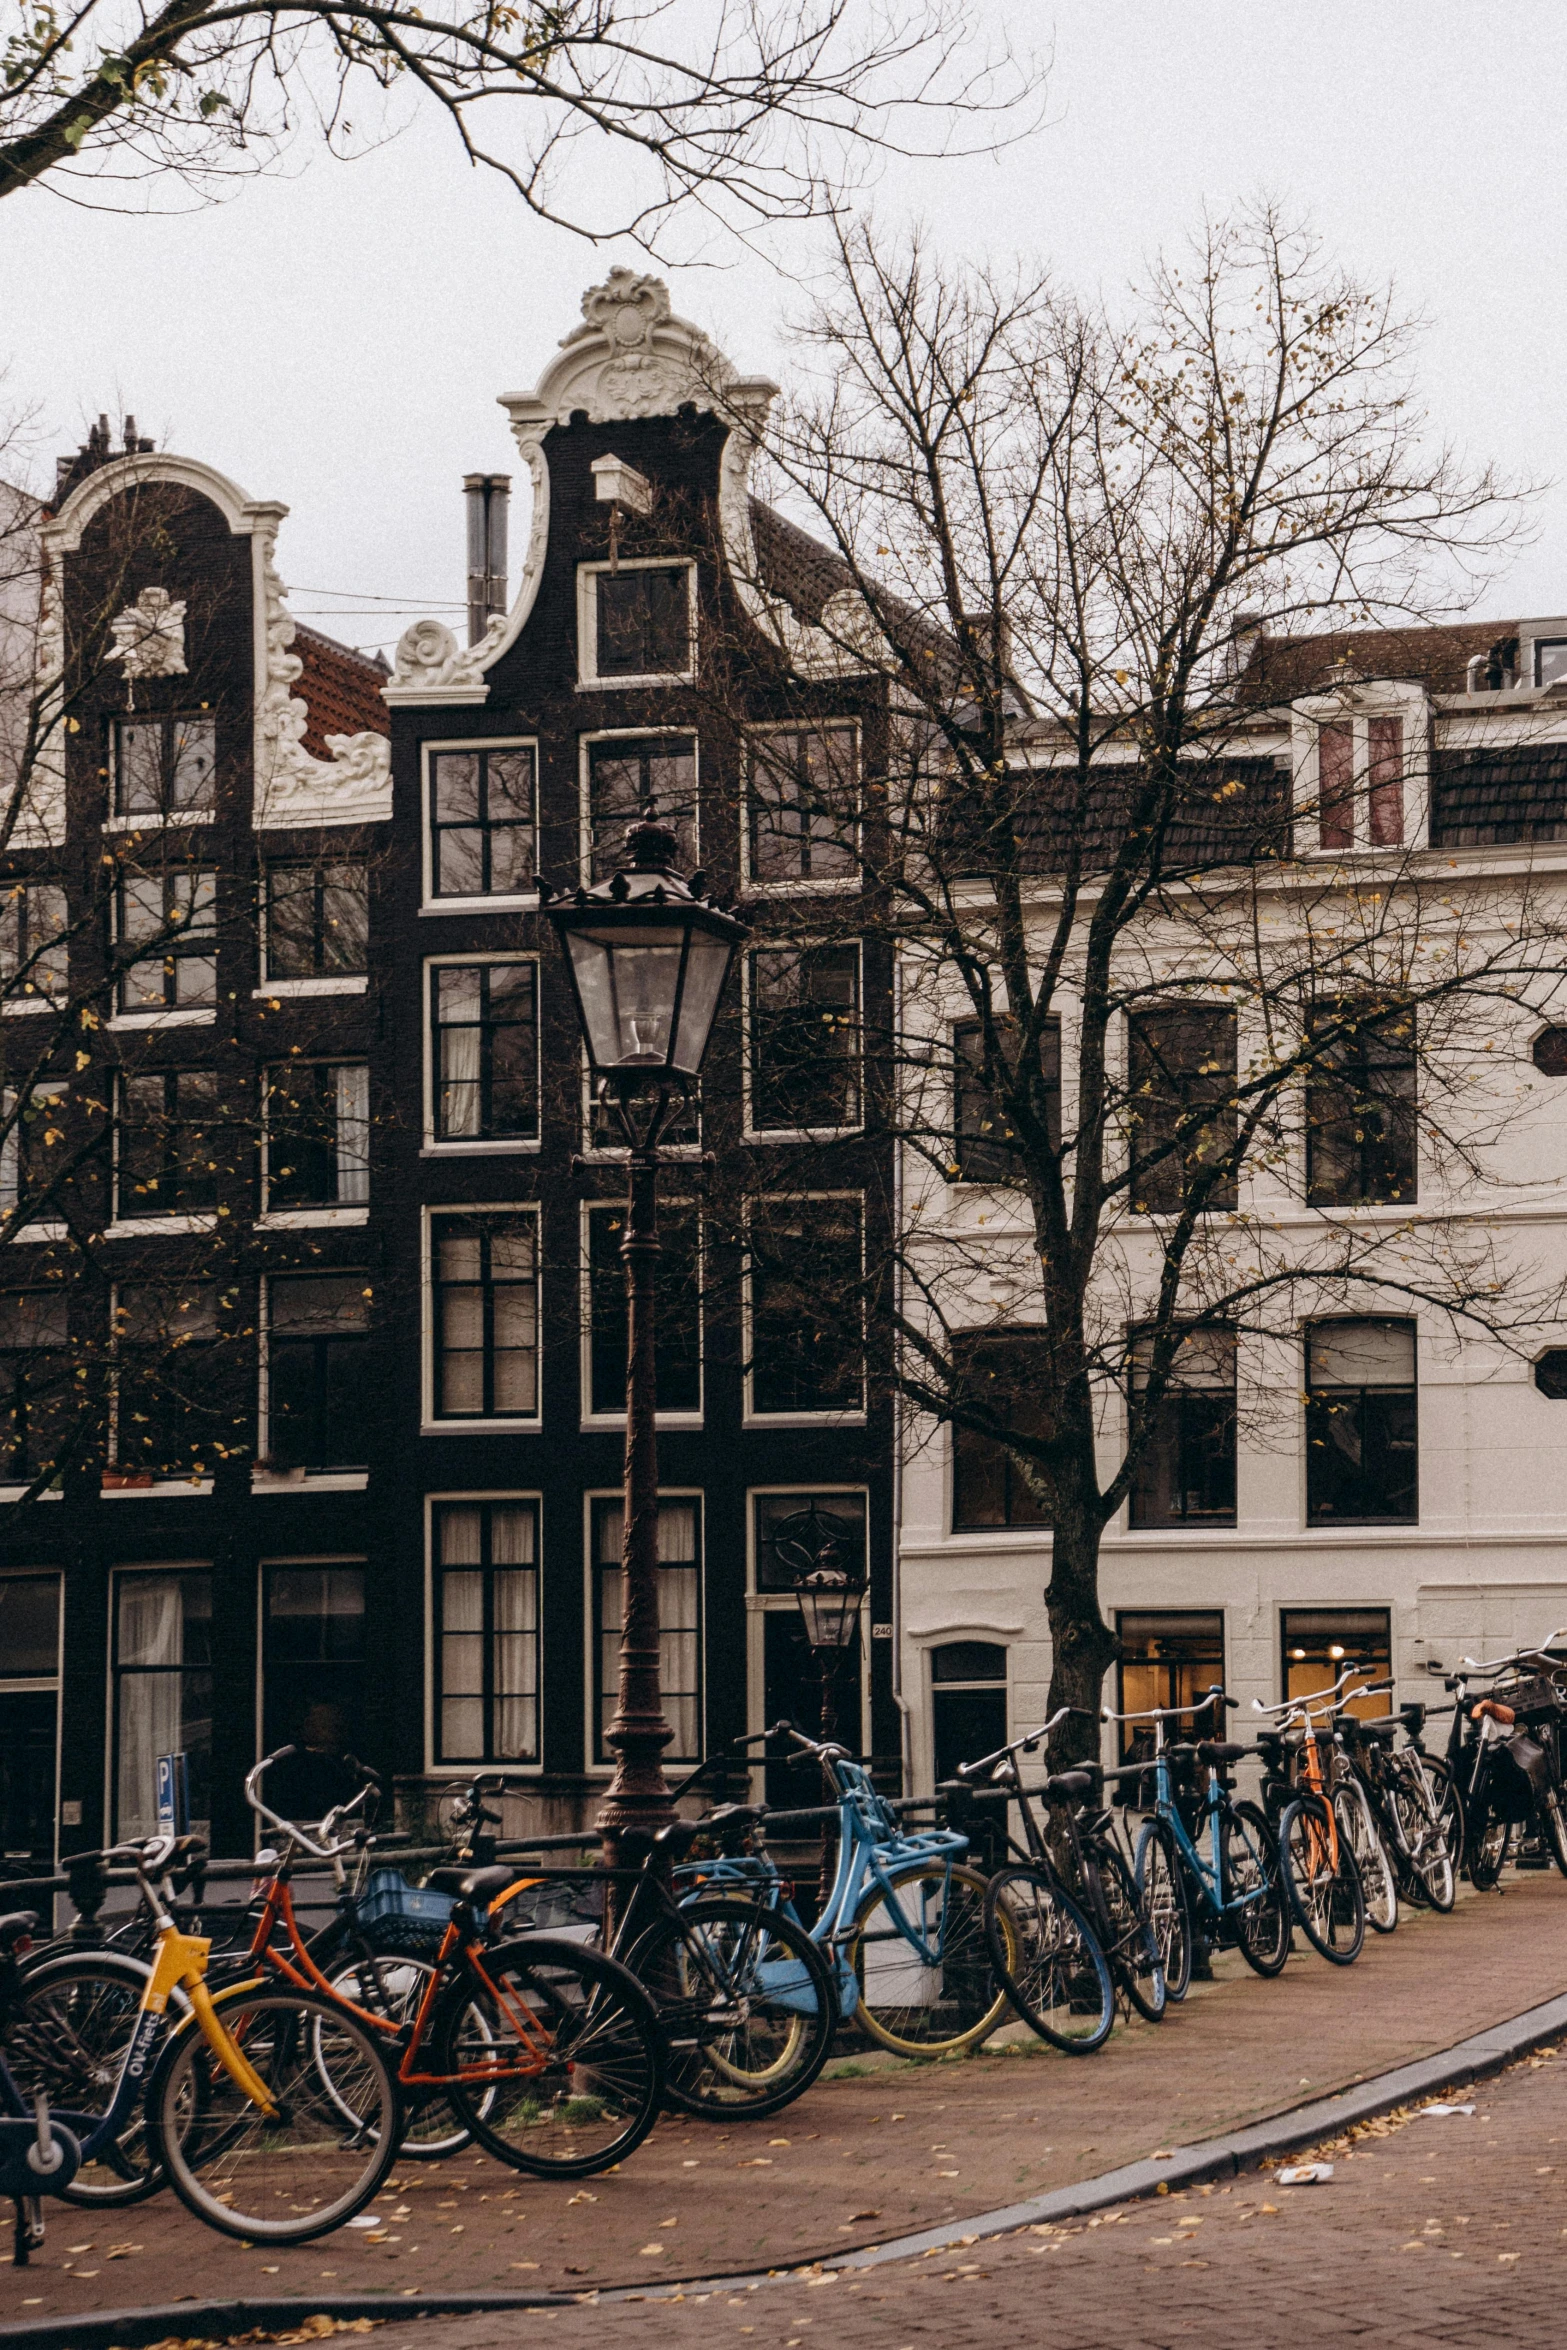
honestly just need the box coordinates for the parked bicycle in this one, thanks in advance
[1112,1687,1290,1991]
[1252,1682,1368,1964]
[432,1762,838,2123]
[4,1831,401,2242]
[0,1907,84,2268]
[240,1747,667,2178]
[670,1724,1014,2059]
[952,1705,1159,2052]
[1443,1641,1567,1888]
[1331,1684,1459,1914]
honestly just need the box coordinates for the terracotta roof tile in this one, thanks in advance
[293,624,391,760]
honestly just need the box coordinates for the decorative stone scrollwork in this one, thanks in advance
[107,585,187,681]
[253,518,392,828]
[384,613,506,703]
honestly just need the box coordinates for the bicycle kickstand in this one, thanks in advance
[14,2193,44,2268]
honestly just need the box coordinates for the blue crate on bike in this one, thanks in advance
[357,1867,455,1954]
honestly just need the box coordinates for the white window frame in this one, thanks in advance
[254,1551,369,1791]
[1290,683,1431,856]
[742,1191,868,1427]
[256,1271,372,1493]
[259,857,372,992]
[576,558,699,692]
[582,1485,706,1775]
[742,937,866,1143]
[578,1197,702,1431]
[577,724,700,887]
[106,1275,221,1489]
[2,1079,70,1243]
[422,1203,543,1434]
[424,1497,545,1776]
[418,736,540,916]
[259,1060,371,1226]
[0,880,69,1017]
[106,1559,213,1839]
[111,865,218,1025]
[740,720,863,896]
[421,951,542,1156]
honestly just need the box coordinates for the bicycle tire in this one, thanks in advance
[1133,1819,1193,2002]
[624,1896,836,2121]
[5,1949,165,2207]
[1279,1794,1364,1964]
[1225,1801,1291,1977]
[1093,1843,1166,2022]
[850,1861,1012,2058]
[1386,1758,1455,1913]
[1422,1757,1464,1909]
[1342,1780,1399,1934]
[434,1934,663,2177]
[1539,1782,1567,1879]
[323,1952,477,2159]
[982,1865,1114,2053]
[148,1983,399,2243]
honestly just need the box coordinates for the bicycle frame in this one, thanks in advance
[1106,1691,1266,1932]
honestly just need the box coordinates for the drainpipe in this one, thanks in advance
[890,949,913,1796]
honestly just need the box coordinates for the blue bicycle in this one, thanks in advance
[1109,1687,1291,1997]
[686,1724,1015,2057]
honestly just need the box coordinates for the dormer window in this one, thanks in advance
[1317,715,1403,850]
[1536,638,1567,689]
[1294,688,1427,855]
[578,559,696,689]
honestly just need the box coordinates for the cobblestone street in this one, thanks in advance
[432,2044,1567,2350]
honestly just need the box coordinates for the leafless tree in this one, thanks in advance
[0,0,1035,241]
[704,206,1567,1758]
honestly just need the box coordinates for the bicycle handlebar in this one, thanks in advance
[954,1705,1083,1783]
[1100,1686,1227,1726]
[245,1744,381,1862]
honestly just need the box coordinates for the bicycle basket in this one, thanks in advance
[1495,1674,1566,1722]
[357,1868,455,1955]
[1491,1732,1552,1824]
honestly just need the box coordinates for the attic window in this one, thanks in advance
[579,560,695,688]
[1535,639,1567,689]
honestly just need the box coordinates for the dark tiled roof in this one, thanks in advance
[748,497,853,625]
[293,624,391,760]
[1431,742,1567,847]
[1239,621,1518,703]
[975,755,1289,878]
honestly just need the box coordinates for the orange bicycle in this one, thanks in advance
[1252,1678,1366,1964]
[243,1748,664,2176]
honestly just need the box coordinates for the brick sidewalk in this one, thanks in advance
[433,2040,1567,2350]
[5,1871,1567,2328]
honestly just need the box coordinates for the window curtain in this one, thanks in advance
[492,1501,538,1759]
[116,1576,183,1839]
[437,972,483,1137]
[335,1065,370,1203]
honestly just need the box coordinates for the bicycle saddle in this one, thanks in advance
[0,1912,37,1951]
[653,1819,702,1858]
[704,1802,766,1828]
[1043,1769,1097,1800]
[1195,1741,1249,1765]
[426,1863,520,1906]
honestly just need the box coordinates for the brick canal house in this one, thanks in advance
[0,276,899,1865]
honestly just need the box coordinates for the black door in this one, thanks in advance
[762,1611,863,1808]
[0,1691,57,1875]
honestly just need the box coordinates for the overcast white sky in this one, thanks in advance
[3,1,1565,656]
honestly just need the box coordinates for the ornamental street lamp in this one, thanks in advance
[542,811,747,1871]
[770,1504,868,1750]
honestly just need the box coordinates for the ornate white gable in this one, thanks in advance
[107,585,187,682]
[385,272,779,707]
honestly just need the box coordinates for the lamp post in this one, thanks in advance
[543,811,747,1872]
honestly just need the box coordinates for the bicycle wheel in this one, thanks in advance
[6,1950,164,2206]
[624,1896,835,2121]
[149,1984,399,2243]
[1279,1795,1364,1964]
[1423,1758,1464,1908]
[850,1862,1012,2057]
[982,1866,1114,2053]
[1387,1759,1455,1913]
[1224,1801,1292,1977]
[1538,1781,1567,1879]
[325,1952,477,2159]
[435,1934,663,2177]
[1341,1782,1399,1934]
[1093,1844,1166,2022]
[1134,1819,1193,2002]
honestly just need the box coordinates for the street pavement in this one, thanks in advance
[3,1870,1567,2329]
[432,2040,1567,2350]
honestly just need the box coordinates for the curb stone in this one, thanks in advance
[9,1986,1567,2346]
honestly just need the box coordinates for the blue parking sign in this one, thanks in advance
[156,1752,189,1835]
